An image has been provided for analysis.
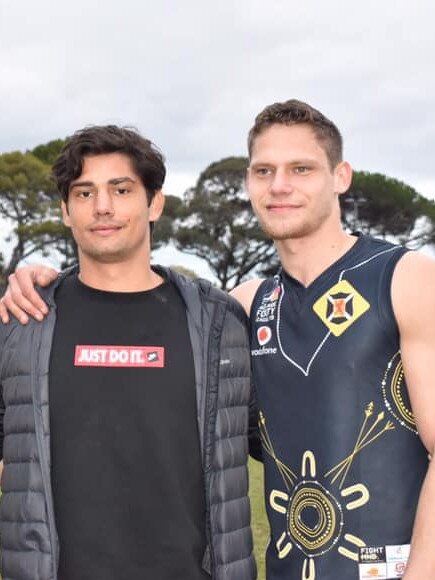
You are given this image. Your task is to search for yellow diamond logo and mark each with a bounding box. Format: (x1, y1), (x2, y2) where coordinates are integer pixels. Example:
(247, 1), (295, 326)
(313, 280), (370, 337)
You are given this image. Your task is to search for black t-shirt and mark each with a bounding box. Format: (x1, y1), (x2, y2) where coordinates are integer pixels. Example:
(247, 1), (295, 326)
(49, 274), (209, 580)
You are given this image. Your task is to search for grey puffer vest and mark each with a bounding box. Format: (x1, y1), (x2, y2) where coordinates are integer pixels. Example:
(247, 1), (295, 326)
(0, 266), (257, 580)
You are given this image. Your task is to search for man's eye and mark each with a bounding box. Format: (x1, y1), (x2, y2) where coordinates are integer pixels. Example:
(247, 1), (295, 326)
(116, 188), (130, 195)
(255, 167), (272, 177)
(77, 190), (92, 198)
(295, 166), (309, 174)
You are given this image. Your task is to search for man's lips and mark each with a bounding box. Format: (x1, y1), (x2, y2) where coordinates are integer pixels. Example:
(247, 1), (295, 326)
(266, 203), (303, 212)
(89, 224), (123, 236)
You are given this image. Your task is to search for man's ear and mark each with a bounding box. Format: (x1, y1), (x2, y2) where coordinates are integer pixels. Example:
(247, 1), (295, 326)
(149, 190), (165, 222)
(334, 161), (353, 196)
(61, 201), (71, 227)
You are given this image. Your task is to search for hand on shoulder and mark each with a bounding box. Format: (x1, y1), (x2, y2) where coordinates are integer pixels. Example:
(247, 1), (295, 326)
(0, 264), (58, 325)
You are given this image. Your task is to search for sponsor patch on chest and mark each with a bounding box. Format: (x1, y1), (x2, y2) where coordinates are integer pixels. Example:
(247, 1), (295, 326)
(74, 345), (165, 368)
(358, 544), (410, 579)
(251, 325), (277, 357)
(255, 285), (281, 322)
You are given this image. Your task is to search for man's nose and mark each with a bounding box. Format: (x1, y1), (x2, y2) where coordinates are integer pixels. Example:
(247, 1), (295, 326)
(93, 190), (114, 216)
(270, 168), (294, 195)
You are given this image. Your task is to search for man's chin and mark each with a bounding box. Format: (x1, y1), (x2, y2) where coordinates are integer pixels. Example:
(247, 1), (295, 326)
(261, 225), (308, 242)
(80, 247), (130, 264)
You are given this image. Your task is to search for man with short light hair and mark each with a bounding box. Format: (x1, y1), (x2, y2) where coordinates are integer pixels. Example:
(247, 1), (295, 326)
(231, 99), (435, 580)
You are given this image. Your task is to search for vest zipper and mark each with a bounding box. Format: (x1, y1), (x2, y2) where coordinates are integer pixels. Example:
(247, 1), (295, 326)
(31, 312), (59, 580)
(202, 300), (227, 577)
(202, 305), (215, 577)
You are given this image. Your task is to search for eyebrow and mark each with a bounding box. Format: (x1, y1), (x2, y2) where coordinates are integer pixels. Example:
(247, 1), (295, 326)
(110, 177), (136, 185)
(250, 158), (318, 168)
(69, 176), (136, 190)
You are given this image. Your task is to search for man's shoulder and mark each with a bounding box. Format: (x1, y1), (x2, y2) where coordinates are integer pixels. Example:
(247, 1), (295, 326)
(393, 250), (435, 290)
(162, 266), (249, 323)
(37, 266), (76, 302)
(362, 236), (435, 282)
(0, 314), (37, 366)
(362, 234), (414, 261)
(230, 278), (267, 317)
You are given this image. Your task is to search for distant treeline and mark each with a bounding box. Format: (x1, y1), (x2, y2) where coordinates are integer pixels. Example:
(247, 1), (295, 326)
(1, 141), (435, 291)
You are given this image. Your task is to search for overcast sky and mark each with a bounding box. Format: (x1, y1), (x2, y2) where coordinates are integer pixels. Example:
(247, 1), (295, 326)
(1, 0), (434, 274)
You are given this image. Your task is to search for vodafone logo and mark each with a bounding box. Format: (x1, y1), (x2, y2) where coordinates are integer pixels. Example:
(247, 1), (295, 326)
(257, 326), (272, 346)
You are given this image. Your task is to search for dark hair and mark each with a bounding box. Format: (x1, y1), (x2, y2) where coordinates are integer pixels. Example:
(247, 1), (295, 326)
(52, 125), (166, 203)
(248, 99), (343, 169)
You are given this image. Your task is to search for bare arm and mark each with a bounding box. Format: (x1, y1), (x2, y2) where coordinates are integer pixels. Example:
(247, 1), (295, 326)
(230, 278), (264, 316)
(0, 265), (58, 324)
(392, 251), (435, 579)
(231, 278), (265, 461)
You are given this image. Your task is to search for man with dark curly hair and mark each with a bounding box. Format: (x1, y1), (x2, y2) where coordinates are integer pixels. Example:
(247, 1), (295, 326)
(0, 125), (259, 580)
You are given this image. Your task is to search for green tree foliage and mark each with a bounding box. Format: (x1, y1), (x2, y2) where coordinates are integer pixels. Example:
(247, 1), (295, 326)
(169, 163), (435, 289)
(341, 171), (435, 246)
(2, 137), (435, 296)
(31, 138), (67, 165)
(0, 151), (73, 287)
(32, 138), (82, 268)
(152, 194), (183, 250)
(31, 137), (78, 269)
(172, 157), (277, 290)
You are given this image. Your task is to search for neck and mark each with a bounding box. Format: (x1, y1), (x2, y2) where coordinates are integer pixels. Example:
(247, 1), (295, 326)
(276, 226), (356, 287)
(78, 253), (163, 292)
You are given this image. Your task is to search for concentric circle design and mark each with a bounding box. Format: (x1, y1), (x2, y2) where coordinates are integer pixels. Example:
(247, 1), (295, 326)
(381, 352), (417, 434)
(286, 480), (343, 557)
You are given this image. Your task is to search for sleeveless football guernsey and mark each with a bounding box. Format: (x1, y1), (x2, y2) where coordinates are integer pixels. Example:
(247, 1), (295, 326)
(250, 235), (428, 580)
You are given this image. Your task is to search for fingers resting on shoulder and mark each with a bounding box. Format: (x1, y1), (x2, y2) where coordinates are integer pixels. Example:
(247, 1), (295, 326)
(0, 265), (58, 325)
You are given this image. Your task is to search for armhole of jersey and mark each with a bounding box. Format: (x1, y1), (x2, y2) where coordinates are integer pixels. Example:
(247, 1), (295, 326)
(250, 278), (275, 322)
(377, 247), (408, 345)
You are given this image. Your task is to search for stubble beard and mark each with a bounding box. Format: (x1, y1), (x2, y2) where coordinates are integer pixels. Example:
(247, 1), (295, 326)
(255, 201), (334, 243)
(77, 231), (148, 265)
(255, 213), (315, 242)
(81, 246), (131, 264)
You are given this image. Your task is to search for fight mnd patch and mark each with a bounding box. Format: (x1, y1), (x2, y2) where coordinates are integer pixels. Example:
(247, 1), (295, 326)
(358, 544), (409, 579)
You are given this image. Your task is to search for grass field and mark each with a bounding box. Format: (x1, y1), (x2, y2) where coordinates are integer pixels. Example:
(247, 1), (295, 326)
(248, 458), (269, 580)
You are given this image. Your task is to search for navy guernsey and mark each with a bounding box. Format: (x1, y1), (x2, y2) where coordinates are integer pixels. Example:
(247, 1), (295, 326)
(250, 235), (428, 580)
